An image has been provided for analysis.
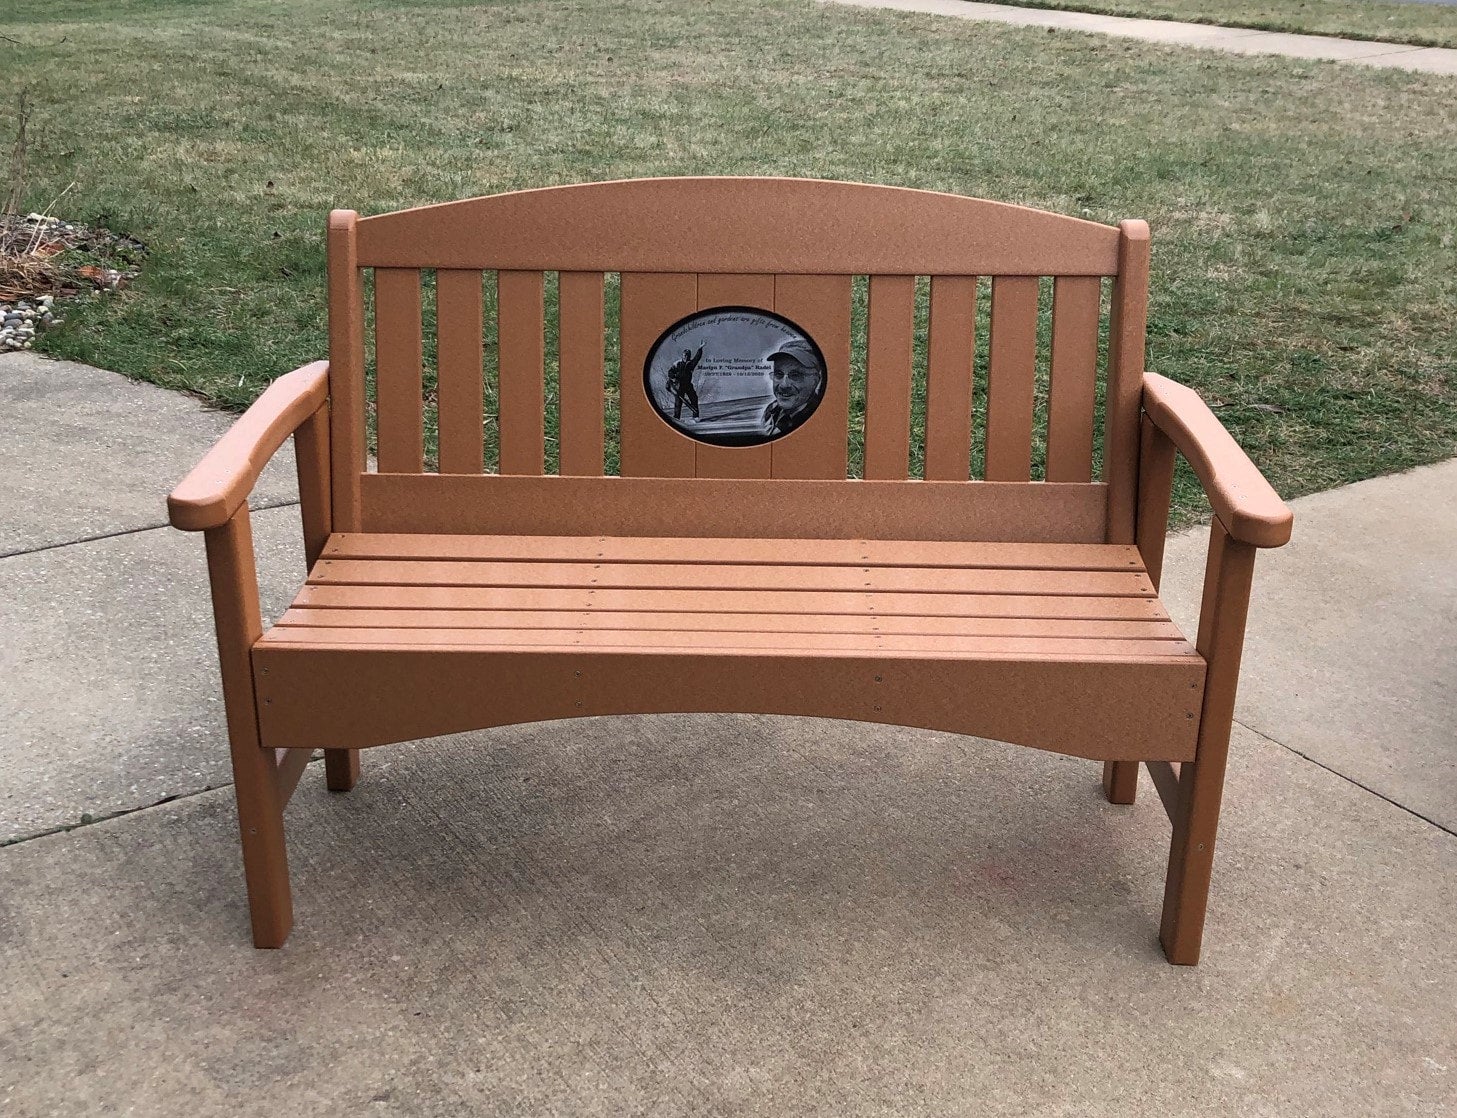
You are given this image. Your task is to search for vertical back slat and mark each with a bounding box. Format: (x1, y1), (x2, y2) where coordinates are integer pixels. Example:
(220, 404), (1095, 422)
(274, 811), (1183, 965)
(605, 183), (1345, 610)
(984, 275), (1039, 482)
(497, 270), (545, 476)
(694, 273), (776, 479)
(373, 267), (424, 474)
(326, 210), (365, 530)
(863, 274), (915, 481)
(771, 274), (851, 480)
(1104, 220), (1150, 543)
(1045, 275), (1102, 483)
(557, 271), (605, 477)
(435, 269), (484, 474)
(619, 272), (698, 478)
(924, 275), (978, 481)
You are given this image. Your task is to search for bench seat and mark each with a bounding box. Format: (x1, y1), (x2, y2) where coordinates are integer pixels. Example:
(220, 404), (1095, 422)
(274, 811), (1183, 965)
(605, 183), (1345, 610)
(252, 533), (1206, 760)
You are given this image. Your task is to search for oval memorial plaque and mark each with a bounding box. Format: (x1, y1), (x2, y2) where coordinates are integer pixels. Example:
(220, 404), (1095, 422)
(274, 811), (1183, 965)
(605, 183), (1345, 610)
(643, 306), (828, 447)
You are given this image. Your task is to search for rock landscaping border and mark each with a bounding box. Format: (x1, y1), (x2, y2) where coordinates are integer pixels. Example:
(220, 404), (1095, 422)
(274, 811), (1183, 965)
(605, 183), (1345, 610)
(0, 212), (144, 351)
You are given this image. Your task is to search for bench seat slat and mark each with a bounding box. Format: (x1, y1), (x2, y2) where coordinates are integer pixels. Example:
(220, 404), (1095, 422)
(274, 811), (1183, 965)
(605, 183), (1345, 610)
(261, 624), (1192, 659)
(322, 534), (1144, 570)
(265, 623), (1194, 658)
(292, 584), (1168, 619)
(276, 607), (1184, 640)
(309, 558), (1155, 597)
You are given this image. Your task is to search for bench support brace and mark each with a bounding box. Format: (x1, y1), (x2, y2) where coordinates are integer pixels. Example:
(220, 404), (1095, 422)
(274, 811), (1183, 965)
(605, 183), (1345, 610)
(1145, 760), (1180, 821)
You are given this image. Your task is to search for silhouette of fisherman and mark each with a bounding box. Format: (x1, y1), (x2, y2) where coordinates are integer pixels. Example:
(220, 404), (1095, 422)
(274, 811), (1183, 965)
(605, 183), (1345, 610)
(666, 345), (704, 421)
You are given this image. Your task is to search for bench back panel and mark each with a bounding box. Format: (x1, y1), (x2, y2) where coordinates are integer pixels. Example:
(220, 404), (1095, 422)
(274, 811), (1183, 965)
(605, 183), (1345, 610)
(327, 178), (1148, 542)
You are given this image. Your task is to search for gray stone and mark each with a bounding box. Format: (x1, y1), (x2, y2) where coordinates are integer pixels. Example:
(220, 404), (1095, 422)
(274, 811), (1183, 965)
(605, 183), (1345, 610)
(0, 505), (306, 843)
(1159, 459), (1457, 832)
(0, 719), (1454, 1115)
(0, 352), (300, 555)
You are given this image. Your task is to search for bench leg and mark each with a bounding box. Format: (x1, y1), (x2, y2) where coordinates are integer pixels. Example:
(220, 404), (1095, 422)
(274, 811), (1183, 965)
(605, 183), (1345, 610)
(1158, 522), (1255, 965)
(205, 508), (293, 948)
(1159, 747), (1230, 965)
(324, 749), (360, 792)
(1102, 760), (1138, 804)
(231, 740), (294, 948)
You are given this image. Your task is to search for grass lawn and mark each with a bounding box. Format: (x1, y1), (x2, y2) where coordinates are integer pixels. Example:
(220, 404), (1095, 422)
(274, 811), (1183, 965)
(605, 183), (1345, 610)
(984, 0), (1457, 50)
(2, 0), (1455, 519)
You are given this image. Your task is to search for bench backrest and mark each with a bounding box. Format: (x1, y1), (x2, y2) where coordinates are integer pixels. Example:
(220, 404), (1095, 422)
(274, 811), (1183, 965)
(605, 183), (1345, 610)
(326, 177), (1148, 544)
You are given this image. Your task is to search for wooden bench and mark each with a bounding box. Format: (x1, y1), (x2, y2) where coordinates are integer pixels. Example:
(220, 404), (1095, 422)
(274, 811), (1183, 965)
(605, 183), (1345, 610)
(168, 177), (1292, 964)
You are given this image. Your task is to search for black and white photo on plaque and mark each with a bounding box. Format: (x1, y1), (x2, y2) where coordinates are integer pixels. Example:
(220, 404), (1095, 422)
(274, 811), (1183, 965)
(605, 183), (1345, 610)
(643, 307), (827, 447)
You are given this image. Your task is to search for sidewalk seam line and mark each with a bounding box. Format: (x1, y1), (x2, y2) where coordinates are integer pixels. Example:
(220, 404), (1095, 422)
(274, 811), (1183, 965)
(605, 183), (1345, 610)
(0, 759), (320, 849)
(1352, 47), (1425, 59)
(1236, 719), (1457, 840)
(8, 724), (1450, 846)
(0, 499), (302, 559)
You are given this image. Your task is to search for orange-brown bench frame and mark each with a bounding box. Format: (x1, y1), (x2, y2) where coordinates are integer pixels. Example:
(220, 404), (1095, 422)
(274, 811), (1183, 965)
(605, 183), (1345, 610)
(168, 178), (1292, 964)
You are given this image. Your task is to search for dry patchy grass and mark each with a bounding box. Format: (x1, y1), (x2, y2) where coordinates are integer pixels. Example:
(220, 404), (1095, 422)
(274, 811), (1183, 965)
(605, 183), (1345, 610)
(1, 0), (1454, 513)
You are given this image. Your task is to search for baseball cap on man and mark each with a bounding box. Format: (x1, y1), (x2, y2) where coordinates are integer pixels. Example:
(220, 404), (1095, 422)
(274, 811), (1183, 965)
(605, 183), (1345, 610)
(766, 337), (820, 370)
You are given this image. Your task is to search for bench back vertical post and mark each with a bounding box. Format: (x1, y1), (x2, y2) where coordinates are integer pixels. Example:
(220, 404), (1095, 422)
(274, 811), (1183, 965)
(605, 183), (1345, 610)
(1104, 219), (1151, 545)
(327, 209), (365, 533)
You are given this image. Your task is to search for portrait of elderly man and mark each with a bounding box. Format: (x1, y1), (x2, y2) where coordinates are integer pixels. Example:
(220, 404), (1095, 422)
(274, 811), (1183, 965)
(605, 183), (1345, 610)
(760, 337), (824, 437)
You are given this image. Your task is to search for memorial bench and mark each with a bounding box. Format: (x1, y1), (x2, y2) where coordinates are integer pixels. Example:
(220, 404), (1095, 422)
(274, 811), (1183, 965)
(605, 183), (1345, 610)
(168, 178), (1292, 964)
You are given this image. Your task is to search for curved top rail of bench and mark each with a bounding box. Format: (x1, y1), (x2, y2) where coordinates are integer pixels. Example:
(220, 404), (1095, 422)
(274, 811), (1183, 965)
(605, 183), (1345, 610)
(352, 177), (1123, 276)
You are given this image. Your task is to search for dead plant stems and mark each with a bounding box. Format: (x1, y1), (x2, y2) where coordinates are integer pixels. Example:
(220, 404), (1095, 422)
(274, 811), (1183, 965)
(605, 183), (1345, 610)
(4, 90), (29, 217)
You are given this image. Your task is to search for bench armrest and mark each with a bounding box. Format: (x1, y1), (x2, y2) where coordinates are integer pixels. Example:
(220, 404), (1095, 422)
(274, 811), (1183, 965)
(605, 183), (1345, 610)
(168, 361), (330, 531)
(1141, 372), (1293, 548)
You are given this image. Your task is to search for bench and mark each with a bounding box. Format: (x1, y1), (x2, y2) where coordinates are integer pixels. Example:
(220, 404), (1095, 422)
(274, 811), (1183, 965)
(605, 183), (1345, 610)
(168, 177), (1292, 964)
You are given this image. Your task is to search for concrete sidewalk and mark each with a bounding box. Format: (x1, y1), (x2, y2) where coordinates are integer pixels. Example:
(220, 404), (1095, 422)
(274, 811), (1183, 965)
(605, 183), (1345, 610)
(828, 0), (1457, 74)
(2, 350), (1454, 1114)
